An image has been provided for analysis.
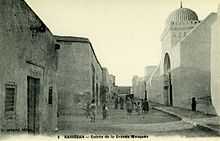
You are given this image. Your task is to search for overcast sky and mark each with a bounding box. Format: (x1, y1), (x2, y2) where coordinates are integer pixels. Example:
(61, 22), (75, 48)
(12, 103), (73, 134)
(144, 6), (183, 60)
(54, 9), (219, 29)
(25, 0), (219, 86)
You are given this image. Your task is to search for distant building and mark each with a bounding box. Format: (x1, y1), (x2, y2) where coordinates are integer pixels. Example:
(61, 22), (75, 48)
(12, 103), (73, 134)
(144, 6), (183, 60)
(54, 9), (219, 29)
(132, 76), (145, 99)
(211, 4), (220, 115)
(109, 74), (117, 102)
(109, 75), (116, 86)
(146, 66), (162, 103)
(131, 75), (139, 95)
(101, 67), (110, 104)
(147, 4), (217, 114)
(0, 0), (59, 133)
(118, 86), (132, 99)
(144, 66), (157, 81)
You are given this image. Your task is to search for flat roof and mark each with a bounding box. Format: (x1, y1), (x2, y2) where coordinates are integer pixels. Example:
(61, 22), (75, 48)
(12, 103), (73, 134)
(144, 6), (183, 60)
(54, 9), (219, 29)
(54, 35), (89, 43)
(54, 35), (102, 70)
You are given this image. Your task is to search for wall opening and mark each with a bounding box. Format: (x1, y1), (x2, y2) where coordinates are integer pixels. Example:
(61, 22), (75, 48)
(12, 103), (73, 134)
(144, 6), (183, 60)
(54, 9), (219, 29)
(91, 65), (95, 100)
(163, 53), (173, 106)
(4, 83), (17, 120)
(27, 76), (40, 134)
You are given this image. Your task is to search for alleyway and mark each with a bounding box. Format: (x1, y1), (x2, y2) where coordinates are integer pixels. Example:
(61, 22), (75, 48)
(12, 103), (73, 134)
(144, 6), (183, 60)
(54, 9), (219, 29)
(57, 104), (219, 137)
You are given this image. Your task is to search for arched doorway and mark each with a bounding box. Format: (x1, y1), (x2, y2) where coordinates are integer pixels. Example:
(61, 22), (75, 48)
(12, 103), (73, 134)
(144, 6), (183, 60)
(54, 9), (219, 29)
(163, 53), (173, 106)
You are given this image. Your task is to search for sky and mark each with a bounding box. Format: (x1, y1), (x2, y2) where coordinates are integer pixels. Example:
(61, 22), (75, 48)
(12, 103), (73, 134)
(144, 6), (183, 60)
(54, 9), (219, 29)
(25, 0), (219, 86)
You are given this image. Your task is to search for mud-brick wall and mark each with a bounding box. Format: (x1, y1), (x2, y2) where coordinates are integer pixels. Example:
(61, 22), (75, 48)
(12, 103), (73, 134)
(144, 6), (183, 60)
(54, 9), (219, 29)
(56, 38), (103, 118)
(0, 0), (58, 133)
(56, 41), (91, 116)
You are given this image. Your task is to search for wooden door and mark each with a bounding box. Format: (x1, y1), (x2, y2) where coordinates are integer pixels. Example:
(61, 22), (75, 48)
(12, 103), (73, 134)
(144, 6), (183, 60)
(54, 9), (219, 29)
(27, 76), (40, 134)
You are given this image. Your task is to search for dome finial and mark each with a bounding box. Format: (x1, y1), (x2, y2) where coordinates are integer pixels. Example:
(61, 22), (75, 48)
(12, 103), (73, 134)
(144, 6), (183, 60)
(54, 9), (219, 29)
(180, 0), (183, 8)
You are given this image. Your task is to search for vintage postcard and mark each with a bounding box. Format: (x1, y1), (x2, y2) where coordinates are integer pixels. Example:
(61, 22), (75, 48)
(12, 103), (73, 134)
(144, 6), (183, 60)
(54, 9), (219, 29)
(0, 0), (220, 140)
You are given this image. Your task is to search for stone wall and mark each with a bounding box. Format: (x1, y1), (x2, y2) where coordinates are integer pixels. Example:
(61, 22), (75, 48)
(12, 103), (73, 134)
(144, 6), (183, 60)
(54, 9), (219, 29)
(0, 0), (58, 133)
(171, 68), (216, 114)
(132, 76), (145, 99)
(55, 36), (103, 117)
(211, 5), (220, 115)
(181, 13), (217, 72)
(101, 68), (111, 104)
(146, 66), (163, 104)
(149, 12), (217, 115)
(174, 13), (217, 114)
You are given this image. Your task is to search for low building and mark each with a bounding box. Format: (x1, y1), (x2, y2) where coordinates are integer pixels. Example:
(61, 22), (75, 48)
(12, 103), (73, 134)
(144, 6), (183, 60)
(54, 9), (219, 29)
(118, 86), (132, 99)
(132, 75), (139, 96)
(0, 0), (59, 133)
(101, 67), (111, 104)
(211, 4), (220, 115)
(132, 76), (145, 99)
(55, 36), (103, 117)
(109, 74), (117, 103)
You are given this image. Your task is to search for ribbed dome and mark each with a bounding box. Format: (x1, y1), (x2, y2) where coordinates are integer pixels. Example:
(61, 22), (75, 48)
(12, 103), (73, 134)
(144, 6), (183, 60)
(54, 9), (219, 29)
(166, 8), (199, 25)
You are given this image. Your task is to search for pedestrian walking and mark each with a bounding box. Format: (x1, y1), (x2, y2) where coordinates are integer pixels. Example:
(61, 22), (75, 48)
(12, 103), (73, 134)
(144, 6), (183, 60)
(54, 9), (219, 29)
(142, 98), (149, 119)
(114, 97), (118, 109)
(192, 97), (197, 112)
(85, 101), (90, 119)
(126, 97), (133, 119)
(89, 99), (96, 122)
(136, 102), (141, 115)
(102, 103), (109, 120)
(120, 97), (124, 110)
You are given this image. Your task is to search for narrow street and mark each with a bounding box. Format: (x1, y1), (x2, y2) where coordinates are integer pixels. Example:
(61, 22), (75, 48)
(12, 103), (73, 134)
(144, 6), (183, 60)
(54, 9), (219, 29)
(57, 104), (219, 137)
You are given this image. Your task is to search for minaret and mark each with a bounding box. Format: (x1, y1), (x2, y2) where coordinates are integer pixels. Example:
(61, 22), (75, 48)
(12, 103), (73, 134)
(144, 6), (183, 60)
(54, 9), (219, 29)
(180, 0), (183, 8)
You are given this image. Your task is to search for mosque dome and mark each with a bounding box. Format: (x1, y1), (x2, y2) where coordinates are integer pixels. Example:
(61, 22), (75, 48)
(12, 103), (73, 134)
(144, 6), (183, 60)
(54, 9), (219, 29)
(166, 5), (199, 25)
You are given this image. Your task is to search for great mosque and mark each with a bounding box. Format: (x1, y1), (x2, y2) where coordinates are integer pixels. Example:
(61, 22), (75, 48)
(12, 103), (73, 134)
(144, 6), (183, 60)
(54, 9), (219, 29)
(146, 2), (219, 115)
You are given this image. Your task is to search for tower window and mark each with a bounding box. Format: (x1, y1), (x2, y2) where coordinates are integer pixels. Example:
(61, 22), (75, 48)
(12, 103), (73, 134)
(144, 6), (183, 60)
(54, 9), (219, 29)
(48, 87), (53, 104)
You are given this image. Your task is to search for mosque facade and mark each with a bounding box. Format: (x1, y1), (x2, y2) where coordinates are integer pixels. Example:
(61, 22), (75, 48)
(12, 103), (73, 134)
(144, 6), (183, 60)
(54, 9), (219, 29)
(211, 5), (220, 116)
(147, 3), (218, 115)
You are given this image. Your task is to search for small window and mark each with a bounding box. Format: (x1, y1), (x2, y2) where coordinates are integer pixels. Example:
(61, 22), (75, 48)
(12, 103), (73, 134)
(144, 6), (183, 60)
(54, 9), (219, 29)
(5, 84), (16, 119)
(48, 87), (53, 104)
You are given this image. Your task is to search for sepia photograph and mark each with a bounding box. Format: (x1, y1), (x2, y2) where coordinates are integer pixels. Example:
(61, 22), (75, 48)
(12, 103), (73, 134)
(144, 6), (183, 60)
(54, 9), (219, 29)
(0, 0), (220, 140)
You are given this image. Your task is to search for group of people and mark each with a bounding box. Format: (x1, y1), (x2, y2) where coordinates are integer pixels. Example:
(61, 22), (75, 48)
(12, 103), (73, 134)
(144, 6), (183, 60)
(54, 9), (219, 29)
(85, 99), (109, 123)
(85, 99), (96, 122)
(84, 97), (150, 122)
(84, 96), (197, 123)
(126, 98), (149, 118)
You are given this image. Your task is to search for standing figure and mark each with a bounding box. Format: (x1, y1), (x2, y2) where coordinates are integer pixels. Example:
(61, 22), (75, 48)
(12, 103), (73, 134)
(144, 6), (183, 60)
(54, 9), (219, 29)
(142, 98), (149, 119)
(114, 97), (118, 109)
(86, 101), (90, 119)
(136, 102), (141, 115)
(120, 97), (124, 110)
(102, 103), (109, 120)
(192, 97), (197, 112)
(126, 97), (133, 118)
(89, 99), (96, 122)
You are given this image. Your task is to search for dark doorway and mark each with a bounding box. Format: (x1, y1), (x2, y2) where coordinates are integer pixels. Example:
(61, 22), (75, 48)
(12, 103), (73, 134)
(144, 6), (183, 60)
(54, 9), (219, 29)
(163, 53), (173, 106)
(91, 65), (95, 99)
(27, 76), (40, 134)
(96, 83), (99, 106)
